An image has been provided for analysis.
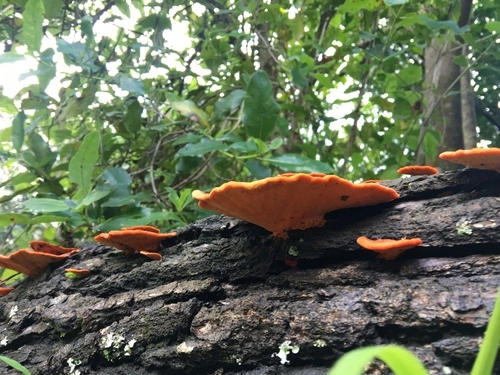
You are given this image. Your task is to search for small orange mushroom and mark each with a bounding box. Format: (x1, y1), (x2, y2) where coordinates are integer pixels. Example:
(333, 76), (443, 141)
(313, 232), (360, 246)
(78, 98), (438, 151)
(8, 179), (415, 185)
(0, 287), (14, 296)
(193, 173), (400, 239)
(138, 251), (162, 261)
(94, 226), (176, 259)
(439, 147), (500, 172)
(397, 166), (438, 176)
(356, 236), (422, 260)
(65, 268), (91, 278)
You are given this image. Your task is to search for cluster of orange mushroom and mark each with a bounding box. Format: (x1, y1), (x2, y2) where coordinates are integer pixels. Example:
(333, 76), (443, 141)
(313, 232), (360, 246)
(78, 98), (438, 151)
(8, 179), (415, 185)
(0, 147), (498, 295)
(192, 147), (499, 260)
(0, 226), (177, 295)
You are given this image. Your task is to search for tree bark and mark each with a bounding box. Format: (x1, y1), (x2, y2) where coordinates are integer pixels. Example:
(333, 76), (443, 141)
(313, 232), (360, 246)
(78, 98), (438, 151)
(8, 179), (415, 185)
(418, 0), (478, 169)
(419, 37), (463, 169)
(0, 169), (499, 375)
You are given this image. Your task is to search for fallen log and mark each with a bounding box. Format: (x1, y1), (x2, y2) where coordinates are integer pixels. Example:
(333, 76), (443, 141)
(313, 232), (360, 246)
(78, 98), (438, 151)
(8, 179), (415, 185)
(0, 168), (499, 375)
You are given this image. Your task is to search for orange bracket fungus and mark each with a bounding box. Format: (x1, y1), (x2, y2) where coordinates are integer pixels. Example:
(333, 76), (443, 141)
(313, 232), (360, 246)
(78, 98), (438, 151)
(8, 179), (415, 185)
(439, 147), (500, 172)
(94, 225), (176, 259)
(356, 236), (423, 260)
(397, 166), (438, 176)
(192, 173), (400, 239)
(29, 241), (79, 255)
(0, 287), (14, 296)
(65, 268), (91, 279)
(0, 241), (79, 277)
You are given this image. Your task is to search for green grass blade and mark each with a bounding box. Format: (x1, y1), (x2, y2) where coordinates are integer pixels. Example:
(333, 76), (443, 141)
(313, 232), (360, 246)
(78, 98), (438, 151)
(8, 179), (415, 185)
(0, 355), (31, 375)
(328, 345), (428, 375)
(471, 288), (500, 375)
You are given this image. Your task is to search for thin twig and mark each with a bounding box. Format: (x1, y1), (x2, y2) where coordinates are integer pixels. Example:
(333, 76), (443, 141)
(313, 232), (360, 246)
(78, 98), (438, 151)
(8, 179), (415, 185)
(255, 30), (280, 65)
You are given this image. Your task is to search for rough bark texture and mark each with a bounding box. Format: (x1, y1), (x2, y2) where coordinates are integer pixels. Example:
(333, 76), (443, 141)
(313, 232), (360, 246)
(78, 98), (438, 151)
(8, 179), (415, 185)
(0, 169), (499, 375)
(419, 36), (463, 169)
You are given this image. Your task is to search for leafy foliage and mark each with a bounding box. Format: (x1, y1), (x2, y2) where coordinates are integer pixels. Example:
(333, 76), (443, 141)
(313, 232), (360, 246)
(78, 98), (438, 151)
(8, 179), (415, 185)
(0, 0), (498, 252)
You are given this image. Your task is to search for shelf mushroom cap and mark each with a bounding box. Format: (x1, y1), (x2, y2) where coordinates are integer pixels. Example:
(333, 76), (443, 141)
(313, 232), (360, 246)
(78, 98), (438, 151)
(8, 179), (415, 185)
(0, 287), (14, 296)
(397, 166), (438, 176)
(192, 173), (400, 239)
(0, 249), (77, 277)
(439, 148), (500, 172)
(356, 236), (423, 260)
(29, 241), (79, 255)
(0, 241), (79, 277)
(94, 226), (177, 256)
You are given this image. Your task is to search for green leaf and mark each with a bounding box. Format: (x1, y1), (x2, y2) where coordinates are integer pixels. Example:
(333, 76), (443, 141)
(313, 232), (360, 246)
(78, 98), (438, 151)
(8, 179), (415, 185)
(100, 192), (149, 208)
(269, 137), (284, 150)
(423, 128), (441, 161)
(245, 160), (271, 179)
(75, 188), (112, 210)
(166, 187), (193, 212)
(68, 131), (100, 202)
(124, 99), (142, 135)
(0, 355), (31, 375)
(328, 345), (428, 375)
(229, 140), (259, 153)
(176, 138), (228, 158)
(42, 0), (62, 19)
(398, 65), (422, 85)
(266, 154), (334, 173)
(453, 55), (469, 68)
(28, 133), (56, 169)
(169, 99), (209, 128)
(242, 70), (280, 140)
(471, 288), (500, 375)
(339, 0), (386, 13)
(99, 167), (132, 188)
(115, 0), (131, 17)
(1, 268), (25, 285)
(81, 15), (95, 45)
(5, 171), (38, 186)
(22, 198), (70, 213)
(172, 133), (201, 146)
(0, 52), (26, 64)
(419, 16), (467, 34)
(384, 0), (408, 5)
(22, 0), (45, 53)
(136, 14), (171, 31)
(485, 21), (500, 33)
(31, 214), (70, 224)
(214, 89), (246, 119)
(0, 95), (18, 114)
(291, 68), (309, 88)
(12, 111), (26, 151)
(57, 39), (85, 61)
(118, 74), (145, 95)
(37, 48), (56, 92)
(0, 213), (33, 226)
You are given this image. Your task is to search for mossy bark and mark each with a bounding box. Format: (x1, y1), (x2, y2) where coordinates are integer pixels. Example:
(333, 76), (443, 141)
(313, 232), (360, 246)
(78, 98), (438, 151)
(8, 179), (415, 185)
(0, 169), (499, 375)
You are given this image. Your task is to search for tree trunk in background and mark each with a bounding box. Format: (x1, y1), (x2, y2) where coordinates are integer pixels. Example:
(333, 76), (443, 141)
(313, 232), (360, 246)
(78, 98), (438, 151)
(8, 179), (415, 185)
(459, 0), (478, 149)
(418, 0), (477, 170)
(0, 169), (499, 375)
(419, 37), (463, 170)
(461, 67), (478, 149)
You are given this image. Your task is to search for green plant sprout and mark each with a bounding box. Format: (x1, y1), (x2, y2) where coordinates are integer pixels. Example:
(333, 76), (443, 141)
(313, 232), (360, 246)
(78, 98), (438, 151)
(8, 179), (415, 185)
(328, 287), (500, 375)
(0, 355), (31, 375)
